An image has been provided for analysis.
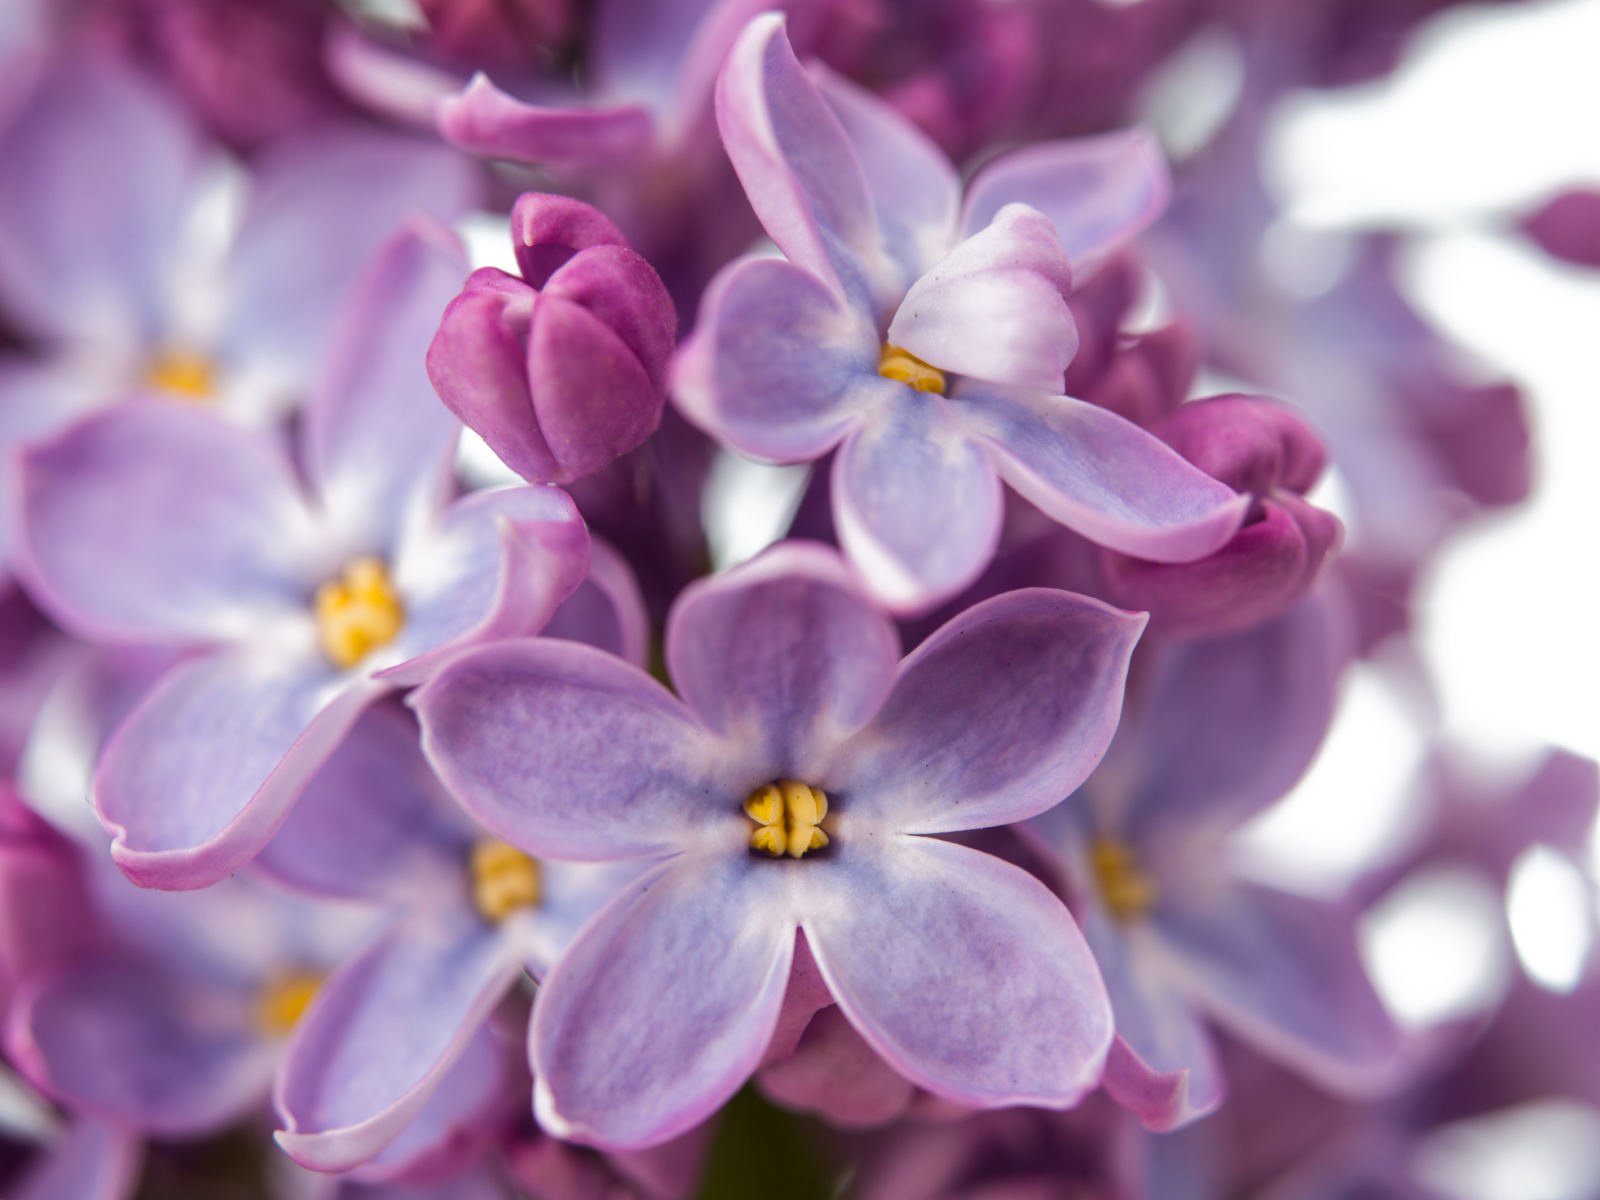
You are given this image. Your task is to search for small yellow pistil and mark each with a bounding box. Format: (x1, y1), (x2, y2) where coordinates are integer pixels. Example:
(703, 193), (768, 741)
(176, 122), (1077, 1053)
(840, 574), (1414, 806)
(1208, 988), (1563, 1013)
(1090, 837), (1158, 922)
(314, 558), (404, 669)
(470, 838), (542, 922)
(744, 780), (830, 859)
(877, 344), (946, 395)
(144, 348), (216, 402)
(256, 971), (321, 1036)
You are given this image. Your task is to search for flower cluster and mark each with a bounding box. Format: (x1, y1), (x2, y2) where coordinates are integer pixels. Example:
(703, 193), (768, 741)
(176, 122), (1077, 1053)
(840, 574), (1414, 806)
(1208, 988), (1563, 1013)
(0, 1), (1591, 1197)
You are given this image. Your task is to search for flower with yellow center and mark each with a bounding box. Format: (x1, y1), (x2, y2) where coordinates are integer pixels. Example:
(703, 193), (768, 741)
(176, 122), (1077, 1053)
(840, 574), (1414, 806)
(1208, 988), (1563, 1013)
(256, 970), (322, 1036)
(143, 348), (217, 402)
(744, 780), (830, 859)
(1089, 837), (1158, 922)
(470, 838), (543, 922)
(314, 558), (405, 669)
(876, 344), (946, 395)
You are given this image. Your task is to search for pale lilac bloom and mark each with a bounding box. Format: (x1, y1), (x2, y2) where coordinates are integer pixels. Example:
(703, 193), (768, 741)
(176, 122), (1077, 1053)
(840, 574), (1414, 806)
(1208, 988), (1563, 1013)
(1026, 595), (1401, 1131)
(14, 224), (591, 890)
(416, 541), (1144, 1148)
(674, 16), (1244, 613)
(267, 705), (638, 1175)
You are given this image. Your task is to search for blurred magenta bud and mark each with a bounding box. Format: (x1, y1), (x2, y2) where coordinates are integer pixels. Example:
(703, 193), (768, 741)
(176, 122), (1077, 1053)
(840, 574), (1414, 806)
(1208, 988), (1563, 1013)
(1522, 189), (1600, 269)
(1101, 394), (1342, 638)
(427, 194), (676, 486)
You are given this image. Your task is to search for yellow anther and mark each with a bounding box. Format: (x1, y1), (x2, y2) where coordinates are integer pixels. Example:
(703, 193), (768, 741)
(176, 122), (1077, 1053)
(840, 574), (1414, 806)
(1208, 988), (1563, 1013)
(144, 348), (216, 402)
(877, 344), (946, 395)
(314, 558), (404, 669)
(256, 971), (321, 1036)
(1089, 837), (1158, 922)
(744, 780), (831, 859)
(470, 838), (542, 922)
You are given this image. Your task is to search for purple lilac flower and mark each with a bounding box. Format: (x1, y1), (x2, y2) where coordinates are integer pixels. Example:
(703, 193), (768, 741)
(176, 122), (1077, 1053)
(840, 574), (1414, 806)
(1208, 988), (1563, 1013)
(13, 224), (591, 890)
(673, 15), (1245, 613)
(1026, 595), (1402, 1130)
(415, 541), (1144, 1148)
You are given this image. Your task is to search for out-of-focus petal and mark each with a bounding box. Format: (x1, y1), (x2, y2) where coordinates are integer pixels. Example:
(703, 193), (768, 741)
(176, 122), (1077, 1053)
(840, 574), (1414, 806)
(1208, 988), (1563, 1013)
(541, 536), (650, 666)
(438, 74), (654, 166)
(10, 1119), (141, 1200)
(758, 1004), (914, 1129)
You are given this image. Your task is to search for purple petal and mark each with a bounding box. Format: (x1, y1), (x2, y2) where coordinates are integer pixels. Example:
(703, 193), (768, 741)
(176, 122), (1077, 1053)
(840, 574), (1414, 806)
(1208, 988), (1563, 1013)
(664, 542), (900, 776)
(803, 837), (1110, 1109)
(415, 640), (749, 861)
(275, 917), (524, 1173)
(11, 1119), (141, 1200)
(16, 405), (319, 643)
(888, 205), (1077, 392)
(541, 536), (650, 666)
(531, 856), (794, 1148)
(674, 253), (877, 462)
(94, 652), (380, 890)
(839, 589), (1144, 835)
(958, 388), (1247, 562)
(438, 74), (654, 166)
(6, 956), (275, 1136)
(510, 192), (629, 285)
(303, 221), (467, 549)
(758, 1004), (914, 1129)
(831, 389), (1004, 614)
(961, 129), (1170, 277)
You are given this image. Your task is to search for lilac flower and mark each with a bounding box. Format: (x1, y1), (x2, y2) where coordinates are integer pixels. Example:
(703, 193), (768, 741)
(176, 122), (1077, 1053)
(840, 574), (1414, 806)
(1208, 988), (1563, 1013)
(415, 541), (1144, 1148)
(1026, 596), (1401, 1130)
(673, 16), (1245, 613)
(427, 193), (676, 486)
(265, 705), (636, 1175)
(13, 224), (591, 890)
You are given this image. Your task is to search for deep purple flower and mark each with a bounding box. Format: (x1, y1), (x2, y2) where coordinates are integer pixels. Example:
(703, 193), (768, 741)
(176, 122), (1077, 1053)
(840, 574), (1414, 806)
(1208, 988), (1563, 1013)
(673, 16), (1244, 613)
(415, 541), (1145, 1148)
(14, 224), (591, 890)
(1026, 595), (1401, 1130)
(427, 194), (676, 486)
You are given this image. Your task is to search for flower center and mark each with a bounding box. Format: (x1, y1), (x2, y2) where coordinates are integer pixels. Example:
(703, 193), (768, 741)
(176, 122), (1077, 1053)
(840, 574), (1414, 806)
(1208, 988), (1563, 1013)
(470, 838), (542, 922)
(877, 344), (946, 395)
(256, 970), (321, 1035)
(144, 348), (216, 402)
(314, 558), (404, 669)
(744, 780), (830, 859)
(1090, 837), (1157, 922)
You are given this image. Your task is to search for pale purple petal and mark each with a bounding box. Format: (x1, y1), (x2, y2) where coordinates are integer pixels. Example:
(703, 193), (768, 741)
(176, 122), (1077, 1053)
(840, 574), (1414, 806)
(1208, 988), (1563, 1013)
(5, 957), (275, 1136)
(758, 1004), (914, 1129)
(541, 536), (650, 666)
(275, 917), (524, 1173)
(11, 1119), (141, 1200)
(665, 542), (899, 776)
(531, 855), (794, 1148)
(961, 129), (1170, 277)
(837, 589), (1144, 834)
(958, 387), (1247, 562)
(831, 389), (1004, 614)
(16, 405), (320, 643)
(304, 221), (467, 548)
(888, 205), (1077, 392)
(438, 74), (654, 166)
(592, 0), (760, 116)
(673, 253), (877, 462)
(94, 652), (381, 890)
(415, 640), (751, 861)
(803, 837), (1110, 1109)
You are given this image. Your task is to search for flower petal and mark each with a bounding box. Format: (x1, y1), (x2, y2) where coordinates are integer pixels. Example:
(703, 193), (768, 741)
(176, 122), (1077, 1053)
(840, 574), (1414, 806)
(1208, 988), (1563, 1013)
(94, 651), (380, 890)
(532, 855), (794, 1149)
(674, 253), (877, 462)
(888, 204), (1077, 392)
(10, 1119), (141, 1200)
(15, 405), (319, 643)
(757, 1004), (914, 1129)
(414, 639), (748, 861)
(542, 536), (650, 666)
(831, 388), (1004, 614)
(803, 837), (1111, 1109)
(838, 589), (1144, 834)
(958, 387), (1247, 562)
(438, 74), (655, 166)
(665, 542), (900, 776)
(275, 916), (524, 1174)
(961, 128), (1170, 277)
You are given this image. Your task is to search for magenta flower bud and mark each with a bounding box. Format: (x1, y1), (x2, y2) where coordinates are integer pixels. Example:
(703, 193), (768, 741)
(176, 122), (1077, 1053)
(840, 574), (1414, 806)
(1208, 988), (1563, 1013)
(1101, 395), (1343, 639)
(427, 194), (676, 486)
(1522, 188), (1600, 269)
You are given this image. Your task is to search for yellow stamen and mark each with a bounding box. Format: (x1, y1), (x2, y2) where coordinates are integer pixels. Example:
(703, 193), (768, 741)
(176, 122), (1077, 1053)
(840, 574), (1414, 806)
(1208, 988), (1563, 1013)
(256, 971), (321, 1036)
(877, 344), (946, 395)
(1090, 837), (1158, 922)
(144, 349), (216, 402)
(314, 558), (404, 669)
(744, 780), (831, 859)
(470, 838), (542, 922)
